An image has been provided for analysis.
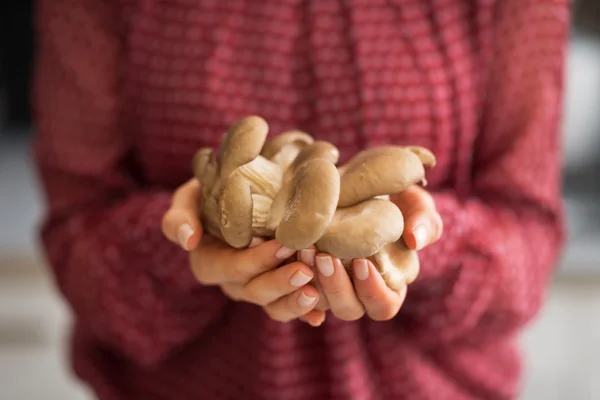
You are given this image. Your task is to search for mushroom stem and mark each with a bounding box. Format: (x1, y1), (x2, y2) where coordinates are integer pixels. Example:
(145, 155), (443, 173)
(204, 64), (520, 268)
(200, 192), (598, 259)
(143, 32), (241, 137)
(261, 130), (314, 162)
(252, 194), (274, 237)
(270, 144), (301, 171)
(229, 155), (283, 199)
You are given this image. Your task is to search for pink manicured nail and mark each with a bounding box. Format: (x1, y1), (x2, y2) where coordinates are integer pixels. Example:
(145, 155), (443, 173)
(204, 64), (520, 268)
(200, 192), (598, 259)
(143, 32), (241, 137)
(353, 259), (369, 281)
(316, 256), (334, 277)
(177, 224), (194, 250)
(300, 249), (316, 267)
(275, 245), (296, 260)
(290, 270), (312, 287)
(413, 225), (429, 250)
(297, 292), (317, 308)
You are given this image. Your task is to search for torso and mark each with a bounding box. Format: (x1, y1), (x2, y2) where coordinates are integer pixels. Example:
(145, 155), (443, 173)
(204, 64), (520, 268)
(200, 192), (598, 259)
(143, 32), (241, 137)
(81, 1), (519, 399)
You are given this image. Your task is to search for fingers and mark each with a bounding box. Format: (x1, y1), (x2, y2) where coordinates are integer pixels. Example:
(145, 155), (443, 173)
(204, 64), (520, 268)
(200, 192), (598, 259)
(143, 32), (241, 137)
(315, 254), (364, 321)
(298, 247), (329, 311)
(263, 285), (321, 323)
(162, 178), (203, 250)
(190, 239), (299, 286)
(392, 185), (443, 250)
(352, 259), (407, 321)
(243, 261), (315, 306)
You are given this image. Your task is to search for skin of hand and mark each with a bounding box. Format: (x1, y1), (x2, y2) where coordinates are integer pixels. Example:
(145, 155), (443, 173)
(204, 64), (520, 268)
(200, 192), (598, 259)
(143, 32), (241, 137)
(297, 185), (443, 325)
(161, 178), (325, 326)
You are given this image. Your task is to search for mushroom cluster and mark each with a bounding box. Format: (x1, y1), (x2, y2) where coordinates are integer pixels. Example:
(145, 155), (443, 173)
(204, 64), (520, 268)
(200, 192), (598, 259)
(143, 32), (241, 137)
(192, 116), (436, 290)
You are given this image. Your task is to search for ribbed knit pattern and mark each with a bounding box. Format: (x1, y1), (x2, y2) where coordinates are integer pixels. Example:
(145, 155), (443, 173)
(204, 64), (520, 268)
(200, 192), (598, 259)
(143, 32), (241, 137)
(32, 0), (569, 399)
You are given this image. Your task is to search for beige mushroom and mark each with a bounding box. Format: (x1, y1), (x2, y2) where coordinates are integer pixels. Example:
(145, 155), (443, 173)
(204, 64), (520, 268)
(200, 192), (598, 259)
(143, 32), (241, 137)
(261, 130), (314, 171)
(285, 140), (340, 177)
(337, 145), (436, 208)
(193, 148), (218, 200)
(273, 158), (341, 250)
(200, 192), (222, 239)
(218, 174), (254, 248)
(267, 140), (341, 232)
(367, 240), (420, 290)
(217, 115), (270, 181)
(316, 198), (404, 260)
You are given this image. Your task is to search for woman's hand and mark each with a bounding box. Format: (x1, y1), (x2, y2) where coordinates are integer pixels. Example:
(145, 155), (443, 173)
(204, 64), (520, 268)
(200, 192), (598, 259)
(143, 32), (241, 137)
(299, 185), (443, 324)
(161, 179), (325, 326)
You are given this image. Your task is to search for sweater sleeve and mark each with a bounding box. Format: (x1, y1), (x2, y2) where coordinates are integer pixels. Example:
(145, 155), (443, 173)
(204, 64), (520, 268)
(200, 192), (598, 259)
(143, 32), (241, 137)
(32, 0), (228, 367)
(399, 1), (569, 346)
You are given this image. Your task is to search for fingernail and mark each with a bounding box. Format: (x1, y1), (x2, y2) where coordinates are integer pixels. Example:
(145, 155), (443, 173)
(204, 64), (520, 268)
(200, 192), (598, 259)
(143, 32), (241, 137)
(300, 249), (315, 267)
(177, 224), (194, 250)
(275, 245), (296, 260)
(290, 270), (312, 287)
(297, 292), (317, 308)
(316, 256), (334, 277)
(249, 237), (264, 248)
(353, 259), (369, 281)
(413, 225), (429, 250)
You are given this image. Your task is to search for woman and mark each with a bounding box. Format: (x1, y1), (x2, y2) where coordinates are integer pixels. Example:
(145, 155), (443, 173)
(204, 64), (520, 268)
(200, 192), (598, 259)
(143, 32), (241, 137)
(32, 0), (569, 399)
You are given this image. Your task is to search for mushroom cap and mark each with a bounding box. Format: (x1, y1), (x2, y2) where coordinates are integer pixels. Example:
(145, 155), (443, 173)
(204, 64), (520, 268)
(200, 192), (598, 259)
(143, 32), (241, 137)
(316, 198), (404, 260)
(201, 193), (222, 240)
(338, 146), (431, 208)
(261, 130), (314, 160)
(193, 148), (218, 196)
(368, 240), (420, 290)
(267, 143), (338, 231)
(287, 141), (340, 176)
(218, 116), (269, 180)
(218, 173), (254, 249)
(405, 146), (437, 167)
(274, 158), (340, 250)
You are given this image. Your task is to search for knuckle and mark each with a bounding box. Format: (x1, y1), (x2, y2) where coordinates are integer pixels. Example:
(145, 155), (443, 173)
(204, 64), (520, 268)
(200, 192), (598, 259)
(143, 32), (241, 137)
(243, 285), (269, 306)
(359, 288), (377, 302)
(323, 284), (347, 296)
(227, 262), (249, 283)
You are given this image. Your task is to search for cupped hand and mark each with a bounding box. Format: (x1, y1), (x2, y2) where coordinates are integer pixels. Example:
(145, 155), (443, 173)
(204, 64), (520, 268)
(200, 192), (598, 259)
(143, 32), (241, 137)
(298, 184), (443, 324)
(161, 178), (325, 326)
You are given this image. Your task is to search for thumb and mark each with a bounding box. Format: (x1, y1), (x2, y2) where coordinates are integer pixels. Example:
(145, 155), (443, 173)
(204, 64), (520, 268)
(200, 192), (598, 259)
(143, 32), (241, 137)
(392, 185), (442, 250)
(161, 178), (204, 250)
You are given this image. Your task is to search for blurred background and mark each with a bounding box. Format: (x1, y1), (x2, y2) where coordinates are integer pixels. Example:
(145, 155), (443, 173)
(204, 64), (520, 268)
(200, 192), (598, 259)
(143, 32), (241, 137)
(1, 1), (599, 399)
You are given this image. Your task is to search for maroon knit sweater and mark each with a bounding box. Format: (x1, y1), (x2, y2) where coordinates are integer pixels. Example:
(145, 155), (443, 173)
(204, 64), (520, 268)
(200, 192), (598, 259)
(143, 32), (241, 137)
(32, 0), (568, 399)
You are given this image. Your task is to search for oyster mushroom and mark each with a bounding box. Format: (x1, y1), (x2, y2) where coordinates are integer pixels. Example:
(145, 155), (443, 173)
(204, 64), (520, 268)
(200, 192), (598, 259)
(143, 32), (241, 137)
(261, 130), (314, 171)
(267, 140), (341, 232)
(367, 240), (420, 289)
(218, 174), (254, 249)
(315, 198), (419, 291)
(337, 145), (436, 208)
(193, 116), (286, 244)
(273, 158), (341, 250)
(218, 115), (270, 181)
(315, 198), (405, 260)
